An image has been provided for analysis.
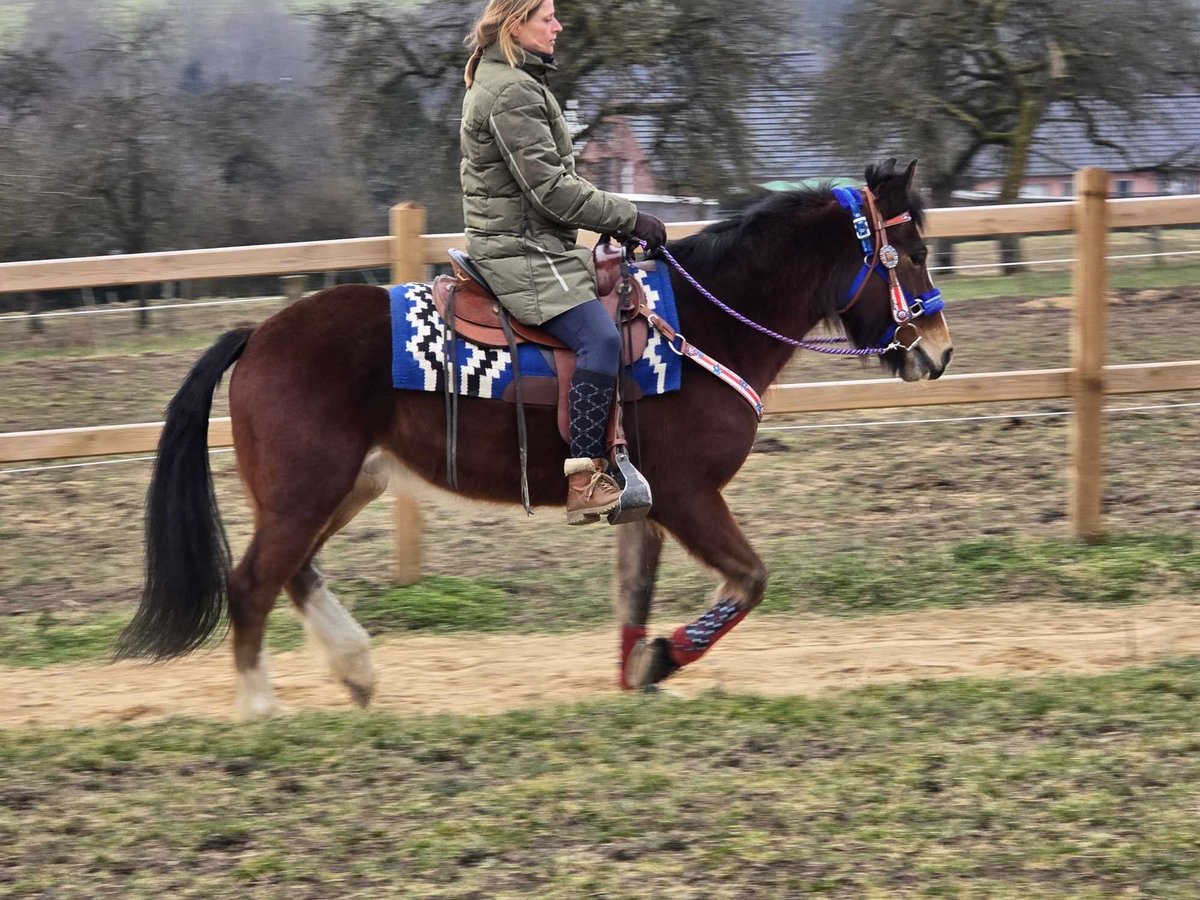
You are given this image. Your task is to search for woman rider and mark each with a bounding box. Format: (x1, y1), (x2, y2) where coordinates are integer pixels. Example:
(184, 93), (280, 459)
(461, 0), (667, 524)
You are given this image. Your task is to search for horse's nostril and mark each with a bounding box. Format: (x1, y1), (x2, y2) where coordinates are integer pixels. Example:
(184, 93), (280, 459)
(941, 347), (954, 370)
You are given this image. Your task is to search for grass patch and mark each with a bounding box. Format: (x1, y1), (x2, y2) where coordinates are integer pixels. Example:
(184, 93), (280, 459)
(343, 575), (512, 633)
(942, 260), (1200, 302)
(2, 661), (1200, 895)
(0, 606), (305, 669)
(940, 260), (1200, 303)
(3, 535), (1197, 669)
(765, 532), (1200, 615)
(0, 611), (131, 669)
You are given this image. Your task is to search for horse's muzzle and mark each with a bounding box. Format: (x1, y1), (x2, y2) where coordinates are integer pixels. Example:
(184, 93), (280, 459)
(900, 344), (952, 381)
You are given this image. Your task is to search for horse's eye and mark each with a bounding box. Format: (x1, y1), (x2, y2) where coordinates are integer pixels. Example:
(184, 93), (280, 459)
(910, 248), (928, 267)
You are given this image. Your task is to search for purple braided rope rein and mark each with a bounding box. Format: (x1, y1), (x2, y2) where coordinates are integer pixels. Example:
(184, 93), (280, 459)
(654, 246), (887, 358)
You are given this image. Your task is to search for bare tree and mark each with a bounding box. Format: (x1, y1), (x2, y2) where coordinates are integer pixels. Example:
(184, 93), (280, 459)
(182, 82), (375, 248)
(310, 0), (793, 225)
(810, 0), (1200, 271)
(0, 48), (66, 269)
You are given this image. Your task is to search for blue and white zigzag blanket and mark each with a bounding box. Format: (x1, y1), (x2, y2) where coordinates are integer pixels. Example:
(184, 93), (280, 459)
(390, 262), (682, 398)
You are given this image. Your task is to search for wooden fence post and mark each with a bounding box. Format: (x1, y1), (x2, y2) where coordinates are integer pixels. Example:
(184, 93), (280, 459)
(389, 202), (429, 585)
(26, 293), (43, 335)
(281, 275), (306, 305)
(1070, 167), (1110, 541)
(161, 280), (176, 333)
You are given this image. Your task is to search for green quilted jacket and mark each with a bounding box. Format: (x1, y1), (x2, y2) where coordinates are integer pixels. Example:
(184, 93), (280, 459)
(460, 42), (638, 325)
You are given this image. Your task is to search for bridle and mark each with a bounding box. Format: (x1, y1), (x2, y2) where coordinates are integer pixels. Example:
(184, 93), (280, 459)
(633, 182), (948, 420)
(648, 184), (944, 358)
(832, 185), (945, 353)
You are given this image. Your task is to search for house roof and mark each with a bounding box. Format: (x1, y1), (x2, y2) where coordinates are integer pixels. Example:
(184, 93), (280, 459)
(725, 51), (863, 183)
(621, 51), (865, 187)
(970, 96), (1200, 179)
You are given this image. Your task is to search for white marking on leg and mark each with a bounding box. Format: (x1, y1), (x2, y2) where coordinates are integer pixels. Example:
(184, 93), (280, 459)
(235, 650), (280, 720)
(376, 450), (505, 512)
(300, 582), (377, 706)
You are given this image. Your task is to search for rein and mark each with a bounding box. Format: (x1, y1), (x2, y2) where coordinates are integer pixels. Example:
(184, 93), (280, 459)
(633, 183), (946, 420)
(657, 245), (888, 358)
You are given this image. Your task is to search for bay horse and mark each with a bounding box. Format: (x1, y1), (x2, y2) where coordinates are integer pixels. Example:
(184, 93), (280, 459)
(117, 159), (952, 718)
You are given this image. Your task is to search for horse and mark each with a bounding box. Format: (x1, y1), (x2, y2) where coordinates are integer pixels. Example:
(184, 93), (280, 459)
(116, 158), (953, 718)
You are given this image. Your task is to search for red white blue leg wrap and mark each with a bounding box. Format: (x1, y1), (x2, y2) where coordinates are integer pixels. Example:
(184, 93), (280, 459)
(667, 598), (749, 667)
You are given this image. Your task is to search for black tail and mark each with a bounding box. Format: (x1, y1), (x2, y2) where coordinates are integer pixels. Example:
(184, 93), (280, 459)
(115, 327), (254, 660)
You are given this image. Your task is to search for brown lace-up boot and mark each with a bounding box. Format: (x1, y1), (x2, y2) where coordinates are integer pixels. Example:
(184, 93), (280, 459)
(565, 457), (622, 525)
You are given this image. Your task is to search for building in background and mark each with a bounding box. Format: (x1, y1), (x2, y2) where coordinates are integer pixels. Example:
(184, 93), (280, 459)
(965, 96), (1200, 200)
(574, 114), (721, 222)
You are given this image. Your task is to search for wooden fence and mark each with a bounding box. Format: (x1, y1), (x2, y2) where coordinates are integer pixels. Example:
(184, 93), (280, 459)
(2, 169), (1200, 582)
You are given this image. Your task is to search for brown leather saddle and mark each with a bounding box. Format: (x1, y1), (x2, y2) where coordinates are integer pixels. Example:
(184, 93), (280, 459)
(431, 242), (649, 444)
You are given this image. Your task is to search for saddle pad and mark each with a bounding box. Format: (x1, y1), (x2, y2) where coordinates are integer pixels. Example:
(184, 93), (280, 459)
(390, 262), (682, 398)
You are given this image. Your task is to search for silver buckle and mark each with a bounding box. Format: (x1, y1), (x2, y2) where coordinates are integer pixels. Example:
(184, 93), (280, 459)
(889, 323), (923, 353)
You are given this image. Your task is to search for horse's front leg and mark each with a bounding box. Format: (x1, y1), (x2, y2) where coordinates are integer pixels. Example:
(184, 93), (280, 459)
(614, 519), (666, 689)
(624, 491), (768, 690)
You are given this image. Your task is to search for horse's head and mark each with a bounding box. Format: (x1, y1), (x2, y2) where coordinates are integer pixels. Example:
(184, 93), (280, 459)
(836, 159), (953, 381)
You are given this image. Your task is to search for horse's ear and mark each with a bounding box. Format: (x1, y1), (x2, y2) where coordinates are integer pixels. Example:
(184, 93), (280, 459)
(864, 158), (897, 188)
(903, 159), (919, 192)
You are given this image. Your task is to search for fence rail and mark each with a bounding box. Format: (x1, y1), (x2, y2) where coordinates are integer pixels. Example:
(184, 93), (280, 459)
(5, 360), (1199, 465)
(3, 174), (1199, 579)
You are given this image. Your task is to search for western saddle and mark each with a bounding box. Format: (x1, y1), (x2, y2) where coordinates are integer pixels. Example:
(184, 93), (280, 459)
(430, 241), (653, 522)
(431, 243), (649, 443)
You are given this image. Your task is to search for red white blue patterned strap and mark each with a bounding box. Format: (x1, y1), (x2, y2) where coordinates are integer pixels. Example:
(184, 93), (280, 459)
(639, 306), (765, 421)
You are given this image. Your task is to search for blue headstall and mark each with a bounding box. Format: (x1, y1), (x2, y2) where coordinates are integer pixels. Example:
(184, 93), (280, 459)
(832, 186), (945, 350)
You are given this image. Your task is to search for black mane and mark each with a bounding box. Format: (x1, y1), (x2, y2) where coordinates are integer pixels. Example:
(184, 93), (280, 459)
(669, 161), (926, 276)
(668, 187), (835, 276)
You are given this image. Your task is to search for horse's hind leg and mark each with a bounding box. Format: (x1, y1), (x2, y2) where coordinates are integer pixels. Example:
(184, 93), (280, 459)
(285, 562), (376, 707)
(614, 520), (665, 689)
(624, 491), (768, 690)
(284, 451), (391, 707)
(228, 512), (327, 719)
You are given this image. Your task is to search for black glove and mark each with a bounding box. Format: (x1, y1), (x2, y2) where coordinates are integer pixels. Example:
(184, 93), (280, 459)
(630, 210), (667, 254)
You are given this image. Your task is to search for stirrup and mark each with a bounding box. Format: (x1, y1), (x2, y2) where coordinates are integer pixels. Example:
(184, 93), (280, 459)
(606, 446), (652, 524)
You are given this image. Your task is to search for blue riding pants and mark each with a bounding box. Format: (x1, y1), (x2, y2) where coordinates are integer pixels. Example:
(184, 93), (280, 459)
(540, 298), (622, 378)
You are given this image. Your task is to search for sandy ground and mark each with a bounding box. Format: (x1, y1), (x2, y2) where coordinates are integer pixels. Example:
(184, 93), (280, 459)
(3, 599), (1198, 729)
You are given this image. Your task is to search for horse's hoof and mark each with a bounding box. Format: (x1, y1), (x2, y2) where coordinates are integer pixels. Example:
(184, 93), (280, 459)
(344, 680), (375, 709)
(236, 698), (287, 722)
(624, 637), (680, 690)
(323, 648), (377, 706)
(641, 683), (684, 699)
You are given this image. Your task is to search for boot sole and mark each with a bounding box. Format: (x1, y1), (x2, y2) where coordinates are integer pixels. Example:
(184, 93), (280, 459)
(567, 499), (621, 526)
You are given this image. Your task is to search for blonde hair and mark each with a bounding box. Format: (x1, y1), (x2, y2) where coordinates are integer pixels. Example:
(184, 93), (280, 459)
(464, 0), (549, 87)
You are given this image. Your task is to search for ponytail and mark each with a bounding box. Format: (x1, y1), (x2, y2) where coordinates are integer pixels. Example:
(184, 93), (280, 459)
(464, 0), (545, 87)
(465, 46), (486, 87)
